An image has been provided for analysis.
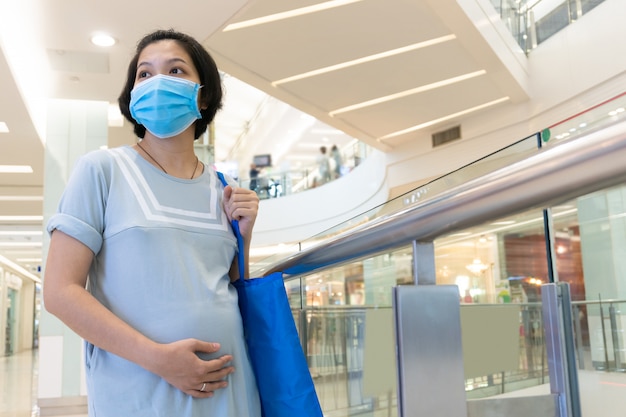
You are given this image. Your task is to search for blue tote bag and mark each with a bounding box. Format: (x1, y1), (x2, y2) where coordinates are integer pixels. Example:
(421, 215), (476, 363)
(217, 172), (323, 417)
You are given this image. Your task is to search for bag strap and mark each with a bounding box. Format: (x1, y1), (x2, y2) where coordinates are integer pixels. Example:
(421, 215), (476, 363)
(216, 171), (246, 281)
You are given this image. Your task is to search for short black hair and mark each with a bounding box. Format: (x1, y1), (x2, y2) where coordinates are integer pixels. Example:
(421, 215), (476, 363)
(118, 29), (223, 140)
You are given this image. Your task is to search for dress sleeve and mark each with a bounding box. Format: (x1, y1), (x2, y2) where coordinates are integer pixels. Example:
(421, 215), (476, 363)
(46, 152), (110, 255)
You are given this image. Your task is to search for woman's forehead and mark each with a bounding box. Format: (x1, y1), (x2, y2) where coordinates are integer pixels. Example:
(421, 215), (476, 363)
(138, 40), (191, 63)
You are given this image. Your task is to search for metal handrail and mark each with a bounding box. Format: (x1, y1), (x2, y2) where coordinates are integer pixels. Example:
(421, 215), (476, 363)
(259, 121), (626, 277)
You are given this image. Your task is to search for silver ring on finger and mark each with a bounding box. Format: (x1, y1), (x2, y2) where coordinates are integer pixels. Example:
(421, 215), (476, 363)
(200, 382), (207, 392)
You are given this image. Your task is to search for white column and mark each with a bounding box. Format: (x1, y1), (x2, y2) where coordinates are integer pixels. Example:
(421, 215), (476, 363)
(578, 185), (626, 368)
(38, 99), (108, 410)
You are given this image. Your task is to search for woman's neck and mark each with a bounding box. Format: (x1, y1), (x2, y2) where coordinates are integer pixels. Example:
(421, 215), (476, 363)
(136, 136), (201, 179)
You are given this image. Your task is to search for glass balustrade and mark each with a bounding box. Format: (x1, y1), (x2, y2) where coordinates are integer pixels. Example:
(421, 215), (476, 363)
(233, 139), (374, 200)
(489, 0), (607, 54)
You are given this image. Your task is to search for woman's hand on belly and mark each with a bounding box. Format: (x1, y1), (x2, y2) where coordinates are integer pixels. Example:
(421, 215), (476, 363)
(144, 338), (234, 398)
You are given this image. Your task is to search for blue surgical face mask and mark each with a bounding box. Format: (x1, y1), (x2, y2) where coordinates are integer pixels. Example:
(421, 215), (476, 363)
(129, 74), (202, 139)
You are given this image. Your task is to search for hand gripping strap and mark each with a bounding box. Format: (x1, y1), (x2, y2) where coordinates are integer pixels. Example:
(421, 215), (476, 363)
(216, 171), (246, 281)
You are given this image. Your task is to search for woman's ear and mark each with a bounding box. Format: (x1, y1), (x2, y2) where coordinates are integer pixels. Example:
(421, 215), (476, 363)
(197, 91), (208, 111)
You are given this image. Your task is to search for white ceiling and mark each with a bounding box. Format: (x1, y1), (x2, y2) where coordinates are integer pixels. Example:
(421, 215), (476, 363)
(0, 0), (530, 278)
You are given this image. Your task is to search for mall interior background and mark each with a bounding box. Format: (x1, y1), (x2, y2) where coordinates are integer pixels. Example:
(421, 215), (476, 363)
(1, 0), (626, 416)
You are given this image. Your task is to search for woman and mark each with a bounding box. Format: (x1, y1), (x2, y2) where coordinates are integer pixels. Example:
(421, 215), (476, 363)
(43, 29), (261, 416)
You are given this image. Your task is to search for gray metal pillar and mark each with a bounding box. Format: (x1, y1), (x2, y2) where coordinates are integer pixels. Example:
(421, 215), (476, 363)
(541, 282), (582, 417)
(411, 240), (436, 285)
(393, 240), (467, 416)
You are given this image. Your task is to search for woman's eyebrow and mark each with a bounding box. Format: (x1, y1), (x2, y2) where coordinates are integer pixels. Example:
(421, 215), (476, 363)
(137, 57), (189, 68)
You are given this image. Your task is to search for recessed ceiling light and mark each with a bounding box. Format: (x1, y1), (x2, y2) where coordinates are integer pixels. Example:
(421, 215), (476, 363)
(0, 242), (42, 248)
(223, 0), (364, 31)
(0, 230), (43, 236)
(273, 35), (456, 86)
(378, 97), (509, 140)
(0, 196), (43, 201)
(330, 70), (486, 116)
(91, 33), (116, 47)
(0, 122), (9, 133)
(0, 215), (43, 221)
(0, 165), (33, 173)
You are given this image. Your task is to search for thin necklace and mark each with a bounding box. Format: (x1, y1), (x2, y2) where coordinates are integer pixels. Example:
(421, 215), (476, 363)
(137, 141), (199, 179)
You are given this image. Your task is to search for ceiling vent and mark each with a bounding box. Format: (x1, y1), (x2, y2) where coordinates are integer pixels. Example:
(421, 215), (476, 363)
(432, 125), (461, 147)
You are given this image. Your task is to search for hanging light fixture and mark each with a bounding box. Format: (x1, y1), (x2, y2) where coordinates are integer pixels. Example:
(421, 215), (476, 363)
(466, 237), (489, 275)
(466, 258), (489, 275)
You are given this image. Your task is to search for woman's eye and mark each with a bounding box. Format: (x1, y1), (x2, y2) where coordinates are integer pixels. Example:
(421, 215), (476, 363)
(137, 71), (150, 79)
(170, 68), (184, 75)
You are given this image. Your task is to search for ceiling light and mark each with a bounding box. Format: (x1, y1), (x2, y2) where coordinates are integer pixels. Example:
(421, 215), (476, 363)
(273, 35), (456, 86)
(310, 128), (345, 135)
(0, 165), (33, 173)
(0, 122), (9, 133)
(0, 230), (43, 236)
(223, 0), (364, 31)
(466, 258), (489, 275)
(378, 97), (509, 141)
(0, 215), (43, 222)
(330, 70), (485, 115)
(0, 195), (43, 201)
(91, 33), (116, 47)
(0, 242), (42, 248)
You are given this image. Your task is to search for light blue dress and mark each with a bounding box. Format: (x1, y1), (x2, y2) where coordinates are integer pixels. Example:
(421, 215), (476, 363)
(47, 146), (261, 417)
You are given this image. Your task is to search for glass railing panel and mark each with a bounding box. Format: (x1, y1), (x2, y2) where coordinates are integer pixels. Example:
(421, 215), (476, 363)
(286, 246), (413, 417)
(434, 207), (551, 397)
(398, 134), (539, 209)
(284, 208), (558, 416)
(488, 0), (532, 52)
(549, 183), (626, 415)
(233, 138), (374, 200)
(489, 0), (607, 53)
(434, 208), (550, 305)
(256, 133), (542, 263)
(541, 92), (626, 148)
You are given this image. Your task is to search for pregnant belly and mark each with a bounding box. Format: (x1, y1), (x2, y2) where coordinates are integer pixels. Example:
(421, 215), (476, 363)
(121, 298), (243, 360)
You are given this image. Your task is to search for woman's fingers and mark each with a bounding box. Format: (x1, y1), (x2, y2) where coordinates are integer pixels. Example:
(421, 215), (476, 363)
(151, 339), (235, 398)
(223, 186), (259, 222)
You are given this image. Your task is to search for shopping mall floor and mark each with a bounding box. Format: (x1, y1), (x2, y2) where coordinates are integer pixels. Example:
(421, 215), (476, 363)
(3, 349), (626, 417)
